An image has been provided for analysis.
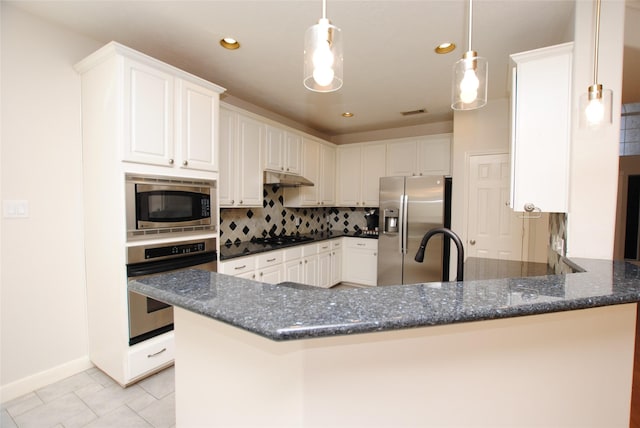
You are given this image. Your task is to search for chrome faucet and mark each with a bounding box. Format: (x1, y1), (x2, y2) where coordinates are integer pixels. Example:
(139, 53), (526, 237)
(414, 227), (465, 281)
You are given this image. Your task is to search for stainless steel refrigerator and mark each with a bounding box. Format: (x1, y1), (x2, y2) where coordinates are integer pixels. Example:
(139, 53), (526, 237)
(377, 176), (452, 286)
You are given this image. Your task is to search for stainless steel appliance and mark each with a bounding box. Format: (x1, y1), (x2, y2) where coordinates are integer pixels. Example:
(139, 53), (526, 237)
(126, 174), (216, 239)
(126, 237), (217, 345)
(377, 176), (452, 285)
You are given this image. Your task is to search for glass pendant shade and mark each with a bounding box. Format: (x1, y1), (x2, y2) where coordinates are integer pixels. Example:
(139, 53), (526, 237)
(304, 18), (343, 92)
(451, 51), (488, 110)
(579, 84), (613, 129)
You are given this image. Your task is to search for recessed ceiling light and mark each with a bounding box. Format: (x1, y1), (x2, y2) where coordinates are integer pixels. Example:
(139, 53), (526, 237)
(435, 42), (456, 54)
(342, 112), (354, 118)
(220, 37), (240, 50)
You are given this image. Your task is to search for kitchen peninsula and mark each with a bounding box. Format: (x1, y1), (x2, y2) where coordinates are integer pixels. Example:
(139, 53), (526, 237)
(129, 257), (640, 426)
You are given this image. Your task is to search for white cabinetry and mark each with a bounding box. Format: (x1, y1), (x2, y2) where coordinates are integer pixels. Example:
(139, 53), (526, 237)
(117, 50), (222, 173)
(219, 104), (264, 207)
(264, 126), (301, 175)
(330, 239), (342, 287)
(336, 143), (386, 207)
(509, 42), (572, 213)
(284, 139), (336, 207)
(386, 135), (451, 177)
(75, 42), (224, 386)
(342, 238), (378, 286)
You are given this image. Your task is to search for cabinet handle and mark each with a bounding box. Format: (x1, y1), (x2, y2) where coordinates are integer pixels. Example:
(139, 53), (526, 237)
(168, 159), (174, 165)
(470, 240), (476, 245)
(357, 243), (365, 246)
(299, 261), (303, 265)
(239, 200), (243, 204)
(286, 168), (290, 171)
(374, 252), (377, 256)
(234, 265), (246, 270)
(305, 260), (308, 264)
(281, 166), (284, 171)
(260, 272), (264, 277)
(252, 274), (255, 279)
(182, 160), (188, 166)
(266, 258), (276, 262)
(147, 348), (167, 358)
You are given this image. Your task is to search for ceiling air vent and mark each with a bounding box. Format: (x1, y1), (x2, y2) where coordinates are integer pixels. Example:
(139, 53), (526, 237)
(400, 108), (427, 116)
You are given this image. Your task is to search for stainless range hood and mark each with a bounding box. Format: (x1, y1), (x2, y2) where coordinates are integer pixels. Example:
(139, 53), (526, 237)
(264, 171), (314, 187)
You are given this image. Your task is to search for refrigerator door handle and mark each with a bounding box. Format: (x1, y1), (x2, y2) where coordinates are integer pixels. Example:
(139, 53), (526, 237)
(402, 194), (409, 254)
(398, 195), (405, 254)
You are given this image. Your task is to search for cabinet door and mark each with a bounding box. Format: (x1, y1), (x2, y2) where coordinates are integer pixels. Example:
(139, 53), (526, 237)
(122, 58), (175, 166)
(236, 114), (264, 207)
(416, 135), (451, 176)
(344, 248), (377, 286)
(177, 79), (219, 172)
(336, 145), (362, 206)
(284, 132), (302, 175)
(386, 141), (417, 176)
(317, 251), (332, 288)
(320, 144), (336, 206)
(303, 255), (319, 287)
(330, 248), (342, 286)
(218, 107), (236, 206)
(299, 138), (320, 206)
(510, 44), (572, 213)
(257, 264), (283, 285)
(284, 259), (304, 283)
(361, 144), (386, 206)
(264, 125), (284, 172)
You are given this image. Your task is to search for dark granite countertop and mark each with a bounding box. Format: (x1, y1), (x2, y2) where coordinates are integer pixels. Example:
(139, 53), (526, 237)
(219, 231), (378, 260)
(129, 257), (640, 341)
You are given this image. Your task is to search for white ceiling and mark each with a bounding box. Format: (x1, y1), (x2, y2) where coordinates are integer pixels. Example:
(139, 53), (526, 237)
(8, 0), (636, 139)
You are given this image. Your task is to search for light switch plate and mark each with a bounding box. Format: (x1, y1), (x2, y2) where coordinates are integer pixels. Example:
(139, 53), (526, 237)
(3, 200), (29, 218)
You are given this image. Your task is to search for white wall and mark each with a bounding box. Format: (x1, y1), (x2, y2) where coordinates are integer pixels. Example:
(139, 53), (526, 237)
(567, 0), (625, 259)
(451, 98), (511, 248)
(0, 4), (100, 400)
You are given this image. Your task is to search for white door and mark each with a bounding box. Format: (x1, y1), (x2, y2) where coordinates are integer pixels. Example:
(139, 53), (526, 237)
(467, 153), (523, 260)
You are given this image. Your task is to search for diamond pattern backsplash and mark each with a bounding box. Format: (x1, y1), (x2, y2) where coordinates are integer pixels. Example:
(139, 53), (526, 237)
(220, 185), (374, 245)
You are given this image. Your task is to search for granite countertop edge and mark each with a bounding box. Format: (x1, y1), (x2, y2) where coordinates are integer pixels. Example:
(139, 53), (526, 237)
(129, 257), (640, 342)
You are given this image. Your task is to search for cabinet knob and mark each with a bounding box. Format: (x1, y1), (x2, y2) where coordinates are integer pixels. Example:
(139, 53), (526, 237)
(231, 200), (235, 204)
(182, 160), (188, 166)
(239, 200), (243, 204)
(419, 173), (423, 176)
(260, 272), (263, 277)
(286, 168), (290, 172)
(168, 159), (174, 165)
(305, 260), (308, 264)
(281, 166), (284, 171)
(470, 240), (476, 245)
(373, 252), (377, 256)
(299, 261), (303, 265)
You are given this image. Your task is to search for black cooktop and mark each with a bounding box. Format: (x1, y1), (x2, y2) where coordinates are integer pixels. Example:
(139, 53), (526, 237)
(250, 235), (315, 246)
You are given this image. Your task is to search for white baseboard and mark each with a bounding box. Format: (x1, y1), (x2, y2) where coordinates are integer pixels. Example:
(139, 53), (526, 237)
(0, 356), (93, 403)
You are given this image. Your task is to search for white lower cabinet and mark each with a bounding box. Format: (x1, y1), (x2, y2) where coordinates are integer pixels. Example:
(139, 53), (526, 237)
(317, 242), (332, 288)
(127, 332), (175, 381)
(256, 252), (284, 284)
(342, 238), (378, 286)
(330, 240), (343, 286)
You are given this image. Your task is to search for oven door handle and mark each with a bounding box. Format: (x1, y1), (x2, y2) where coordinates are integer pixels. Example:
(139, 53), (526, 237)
(127, 251), (217, 277)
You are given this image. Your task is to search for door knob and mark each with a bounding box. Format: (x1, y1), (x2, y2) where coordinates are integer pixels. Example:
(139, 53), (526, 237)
(469, 239), (476, 245)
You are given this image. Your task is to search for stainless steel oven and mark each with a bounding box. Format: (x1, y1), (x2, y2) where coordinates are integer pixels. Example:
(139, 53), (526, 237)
(126, 237), (217, 345)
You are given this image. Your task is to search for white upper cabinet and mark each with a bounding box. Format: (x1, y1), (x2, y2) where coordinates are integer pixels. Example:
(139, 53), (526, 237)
(119, 57), (221, 172)
(177, 79), (220, 172)
(284, 138), (335, 207)
(336, 143), (385, 207)
(219, 105), (264, 207)
(386, 134), (451, 177)
(264, 125), (302, 175)
(509, 42), (572, 213)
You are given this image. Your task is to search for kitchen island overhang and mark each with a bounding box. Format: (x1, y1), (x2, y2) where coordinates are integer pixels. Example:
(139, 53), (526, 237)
(129, 257), (640, 341)
(129, 259), (640, 427)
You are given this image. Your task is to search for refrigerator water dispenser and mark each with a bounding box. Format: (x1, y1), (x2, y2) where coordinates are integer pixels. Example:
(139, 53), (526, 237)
(383, 208), (399, 233)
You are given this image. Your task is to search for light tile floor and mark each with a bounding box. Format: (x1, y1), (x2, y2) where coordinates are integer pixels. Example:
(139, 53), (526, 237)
(1, 366), (175, 428)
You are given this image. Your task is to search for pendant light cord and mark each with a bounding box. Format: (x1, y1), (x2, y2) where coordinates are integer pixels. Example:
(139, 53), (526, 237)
(467, 0), (473, 51)
(593, 0), (601, 84)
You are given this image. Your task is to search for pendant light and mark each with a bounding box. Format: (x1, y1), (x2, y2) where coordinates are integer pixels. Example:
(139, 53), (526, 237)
(579, 0), (613, 128)
(304, 0), (343, 92)
(451, 0), (487, 110)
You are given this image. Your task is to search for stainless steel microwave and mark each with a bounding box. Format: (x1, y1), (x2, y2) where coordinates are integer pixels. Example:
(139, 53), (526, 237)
(125, 174), (217, 238)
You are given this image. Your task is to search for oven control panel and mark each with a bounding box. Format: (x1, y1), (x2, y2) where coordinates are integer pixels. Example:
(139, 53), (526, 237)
(145, 242), (206, 260)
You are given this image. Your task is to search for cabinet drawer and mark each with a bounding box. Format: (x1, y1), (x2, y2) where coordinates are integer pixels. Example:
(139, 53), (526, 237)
(128, 332), (174, 381)
(283, 246), (303, 261)
(302, 243), (319, 257)
(345, 238), (378, 250)
(317, 241), (332, 253)
(221, 256), (256, 275)
(256, 251), (283, 269)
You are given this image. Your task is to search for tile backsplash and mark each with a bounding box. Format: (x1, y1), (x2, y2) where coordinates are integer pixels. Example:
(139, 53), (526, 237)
(220, 185), (375, 244)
